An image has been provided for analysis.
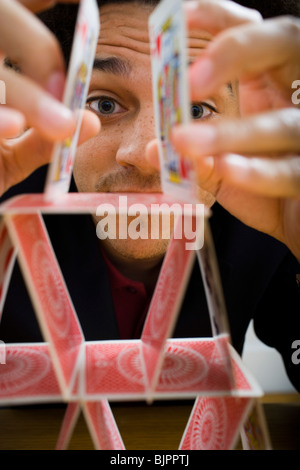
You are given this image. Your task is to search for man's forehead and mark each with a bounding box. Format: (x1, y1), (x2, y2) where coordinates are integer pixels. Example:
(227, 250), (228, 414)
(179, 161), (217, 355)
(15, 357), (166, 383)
(98, 3), (151, 56)
(97, 2), (212, 61)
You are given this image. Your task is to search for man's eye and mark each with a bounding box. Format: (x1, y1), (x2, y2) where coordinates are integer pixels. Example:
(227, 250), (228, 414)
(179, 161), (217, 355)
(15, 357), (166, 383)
(190, 103), (217, 120)
(87, 96), (124, 116)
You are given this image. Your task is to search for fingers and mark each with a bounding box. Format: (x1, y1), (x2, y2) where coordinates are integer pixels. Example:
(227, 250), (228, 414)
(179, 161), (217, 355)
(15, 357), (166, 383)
(0, 0), (75, 141)
(0, 0), (95, 142)
(172, 108), (300, 158)
(18, 1), (57, 13)
(0, 0), (100, 195)
(186, 7), (300, 101)
(18, 1), (79, 14)
(185, 0), (262, 34)
(0, 0), (66, 89)
(218, 154), (300, 198)
(148, 127), (300, 199)
(1, 65), (77, 141)
(77, 109), (101, 146)
(1, 109), (100, 194)
(13, 109), (100, 170)
(171, 106), (300, 199)
(0, 107), (25, 138)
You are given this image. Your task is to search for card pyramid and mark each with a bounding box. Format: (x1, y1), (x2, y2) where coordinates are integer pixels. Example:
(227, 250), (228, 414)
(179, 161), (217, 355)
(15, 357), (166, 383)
(0, 193), (271, 450)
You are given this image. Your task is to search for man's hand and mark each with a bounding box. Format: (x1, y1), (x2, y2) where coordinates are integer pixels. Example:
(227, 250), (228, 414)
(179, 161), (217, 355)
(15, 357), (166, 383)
(0, 0), (100, 194)
(150, 0), (300, 261)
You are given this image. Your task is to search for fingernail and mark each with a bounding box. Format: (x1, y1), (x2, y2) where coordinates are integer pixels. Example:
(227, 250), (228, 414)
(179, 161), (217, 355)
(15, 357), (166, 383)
(0, 108), (26, 138)
(38, 96), (75, 136)
(224, 154), (248, 172)
(46, 70), (65, 100)
(189, 57), (214, 92)
(172, 124), (217, 156)
(184, 1), (198, 11)
(174, 124), (216, 142)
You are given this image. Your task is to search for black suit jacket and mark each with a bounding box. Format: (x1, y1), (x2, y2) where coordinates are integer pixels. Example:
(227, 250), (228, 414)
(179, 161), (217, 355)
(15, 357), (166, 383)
(0, 166), (299, 391)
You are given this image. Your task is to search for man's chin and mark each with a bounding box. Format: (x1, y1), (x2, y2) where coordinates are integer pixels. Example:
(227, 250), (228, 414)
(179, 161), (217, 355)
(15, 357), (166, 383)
(100, 237), (169, 264)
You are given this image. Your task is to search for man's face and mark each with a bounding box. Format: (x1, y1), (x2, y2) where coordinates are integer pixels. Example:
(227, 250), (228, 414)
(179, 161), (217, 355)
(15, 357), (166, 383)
(73, 2), (239, 263)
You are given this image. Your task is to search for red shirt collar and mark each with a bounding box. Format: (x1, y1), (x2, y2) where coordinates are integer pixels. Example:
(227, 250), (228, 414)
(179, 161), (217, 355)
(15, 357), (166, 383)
(101, 246), (152, 339)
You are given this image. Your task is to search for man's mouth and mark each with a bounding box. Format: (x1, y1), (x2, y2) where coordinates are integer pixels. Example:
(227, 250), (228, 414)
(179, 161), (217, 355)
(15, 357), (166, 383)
(94, 167), (161, 193)
(101, 187), (162, 193)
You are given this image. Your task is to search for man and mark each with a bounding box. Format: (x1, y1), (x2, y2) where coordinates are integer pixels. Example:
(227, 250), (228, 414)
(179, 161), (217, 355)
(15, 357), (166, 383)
(0, 0), (299, 393)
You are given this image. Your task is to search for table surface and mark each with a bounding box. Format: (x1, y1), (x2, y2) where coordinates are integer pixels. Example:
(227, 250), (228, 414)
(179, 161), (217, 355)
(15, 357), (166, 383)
(0, 394), (299, 450)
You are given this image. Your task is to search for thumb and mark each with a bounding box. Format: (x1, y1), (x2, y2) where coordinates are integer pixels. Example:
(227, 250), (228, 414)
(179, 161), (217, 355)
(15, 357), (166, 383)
(146, 138), (161, 170)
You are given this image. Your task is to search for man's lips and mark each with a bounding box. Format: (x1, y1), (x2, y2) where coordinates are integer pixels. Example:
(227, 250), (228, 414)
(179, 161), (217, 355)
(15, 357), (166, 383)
(99, 187), (162, 193)
(94, 167), (161, 193)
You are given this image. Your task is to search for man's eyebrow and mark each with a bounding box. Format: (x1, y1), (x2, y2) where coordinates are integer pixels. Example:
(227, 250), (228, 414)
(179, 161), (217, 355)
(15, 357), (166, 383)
(93, 56), (132, 76)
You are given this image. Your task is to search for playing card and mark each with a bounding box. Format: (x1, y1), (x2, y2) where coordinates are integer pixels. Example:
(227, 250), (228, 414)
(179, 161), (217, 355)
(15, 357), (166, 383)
(83, 336), (260, 400)
(55, 402), (81, 450)
(0, 192), (187, 215)
(0, 217), (16, 318)
(240, 399), (272, 450)
(85, 340), (147, 399)
(196, 220), (237, 389)
(155, 339), (261, 398)
(0, 343), (61, 405)
(179, 395), (253, 450)
(45, 0), (100, 200)
(140, 216), (196, 398)
(83, 400), (125, 450)
(149, 0), (196, 202)
(197, 222), (231, 338)
(6, 214), (84, 396)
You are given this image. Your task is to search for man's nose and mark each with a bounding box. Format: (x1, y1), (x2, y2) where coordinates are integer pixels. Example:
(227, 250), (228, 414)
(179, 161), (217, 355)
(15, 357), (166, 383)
(115, 109), (158, 175)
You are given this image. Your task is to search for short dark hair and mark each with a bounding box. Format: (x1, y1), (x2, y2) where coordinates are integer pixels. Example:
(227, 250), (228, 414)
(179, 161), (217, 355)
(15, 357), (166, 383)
(39, 0), (300, 65)
(98, 0), (159, 5)
(235, 0), (300, 18)
(96, 0), (300, 17)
